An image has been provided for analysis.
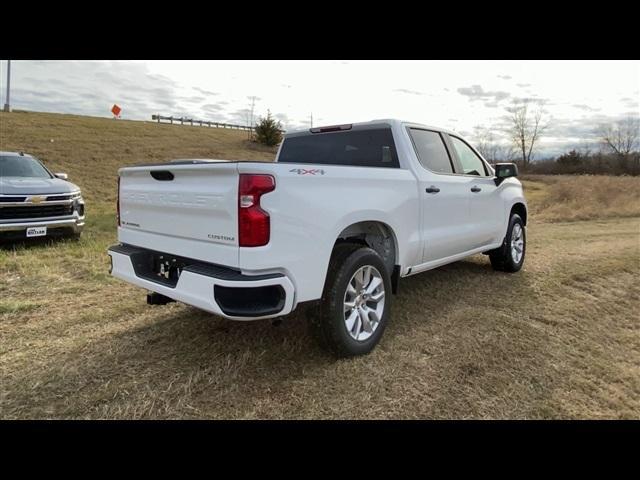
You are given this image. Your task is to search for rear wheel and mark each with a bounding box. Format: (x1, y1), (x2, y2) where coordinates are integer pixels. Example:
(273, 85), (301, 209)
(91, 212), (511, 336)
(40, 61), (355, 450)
(309, 244), (392, 357)
(489, 213), (526, 272)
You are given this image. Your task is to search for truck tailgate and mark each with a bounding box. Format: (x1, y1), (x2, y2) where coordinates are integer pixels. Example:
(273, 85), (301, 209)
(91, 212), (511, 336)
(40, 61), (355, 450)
(118, 162), (239, 267)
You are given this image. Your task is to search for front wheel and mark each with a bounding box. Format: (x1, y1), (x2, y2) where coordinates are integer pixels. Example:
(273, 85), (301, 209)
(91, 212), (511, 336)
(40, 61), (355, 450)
(309, 244), (392, 357)
(489, 213), (526, 272)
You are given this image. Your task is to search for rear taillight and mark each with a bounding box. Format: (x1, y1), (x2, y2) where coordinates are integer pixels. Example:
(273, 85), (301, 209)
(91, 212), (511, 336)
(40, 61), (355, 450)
(116, 176), (121, 227)
(238, 174), (275, 247)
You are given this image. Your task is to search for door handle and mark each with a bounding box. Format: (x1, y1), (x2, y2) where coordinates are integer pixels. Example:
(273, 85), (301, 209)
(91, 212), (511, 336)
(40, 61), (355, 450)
(425, 186), (440, 194)
(471, 186), (482, 193)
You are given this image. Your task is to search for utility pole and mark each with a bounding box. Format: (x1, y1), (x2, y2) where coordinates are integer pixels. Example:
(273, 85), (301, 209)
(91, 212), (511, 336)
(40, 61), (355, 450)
(248, 96), (257, 140)
(310, 112), (313, 128)
(249, 97), (256, 126)
(3, 60), (10, 112)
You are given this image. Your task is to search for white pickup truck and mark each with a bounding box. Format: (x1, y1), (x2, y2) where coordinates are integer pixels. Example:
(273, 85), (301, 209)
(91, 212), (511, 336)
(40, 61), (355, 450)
(108, 119), (527, 356)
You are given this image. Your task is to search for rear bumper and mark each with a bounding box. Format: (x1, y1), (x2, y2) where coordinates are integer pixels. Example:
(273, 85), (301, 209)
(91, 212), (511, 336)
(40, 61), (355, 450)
(0, 217), (85, 233)
(107, 244), (295, 321)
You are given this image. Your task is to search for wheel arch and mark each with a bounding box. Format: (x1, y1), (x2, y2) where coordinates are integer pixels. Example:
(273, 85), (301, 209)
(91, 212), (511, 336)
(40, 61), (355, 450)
(510, 202), (528, 225)
(333, 220), (401, 293)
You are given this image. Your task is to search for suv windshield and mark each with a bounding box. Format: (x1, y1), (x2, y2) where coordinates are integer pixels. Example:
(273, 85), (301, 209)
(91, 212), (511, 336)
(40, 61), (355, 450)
(0, 155), (53, 179)
(278, 127), (400, 168)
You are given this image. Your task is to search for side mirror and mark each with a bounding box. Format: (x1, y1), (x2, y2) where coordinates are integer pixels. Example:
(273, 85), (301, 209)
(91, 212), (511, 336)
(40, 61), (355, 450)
(55, 173), (69, 180)
(494, 163), (518, 186)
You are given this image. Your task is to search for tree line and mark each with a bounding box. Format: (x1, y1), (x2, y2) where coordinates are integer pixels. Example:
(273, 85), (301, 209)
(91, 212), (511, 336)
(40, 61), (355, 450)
(473, 100), (639, 176)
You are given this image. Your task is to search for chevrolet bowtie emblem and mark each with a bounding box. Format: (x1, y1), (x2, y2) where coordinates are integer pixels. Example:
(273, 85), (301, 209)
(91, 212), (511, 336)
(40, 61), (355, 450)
(29, 195), (46, 204)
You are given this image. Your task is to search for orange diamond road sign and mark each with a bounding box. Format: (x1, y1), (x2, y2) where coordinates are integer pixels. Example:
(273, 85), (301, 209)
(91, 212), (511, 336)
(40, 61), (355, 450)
(111, 104), (121, 117)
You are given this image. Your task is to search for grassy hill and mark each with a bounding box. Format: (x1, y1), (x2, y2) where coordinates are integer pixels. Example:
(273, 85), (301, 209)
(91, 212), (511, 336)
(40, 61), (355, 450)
(1, 111), (277, 205)
(1, 111), (639, 419)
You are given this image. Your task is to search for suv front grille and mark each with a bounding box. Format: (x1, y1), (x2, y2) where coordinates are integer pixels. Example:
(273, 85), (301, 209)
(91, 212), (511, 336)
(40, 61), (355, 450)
(0, 196), (27, 203)
(0, 204), (74, 220)
(46, 194), (74, 201)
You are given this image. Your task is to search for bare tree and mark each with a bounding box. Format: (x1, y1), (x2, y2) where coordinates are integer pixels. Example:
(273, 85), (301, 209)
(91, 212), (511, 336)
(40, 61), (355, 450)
(473, 125), (518, 164)
(507, 100), (548, 169)
(599, 117), (639, 155)
(473, 126), (498, 162)
(599, 117), (640, 174)
(495, 143), (519, 163)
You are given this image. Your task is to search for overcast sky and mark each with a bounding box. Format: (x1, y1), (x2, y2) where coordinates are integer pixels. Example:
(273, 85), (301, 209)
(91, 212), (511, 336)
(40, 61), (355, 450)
(1, 60), (638, 157)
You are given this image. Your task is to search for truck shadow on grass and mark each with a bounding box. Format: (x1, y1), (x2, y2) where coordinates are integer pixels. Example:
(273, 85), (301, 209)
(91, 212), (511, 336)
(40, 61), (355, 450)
(4, 255), (547, 419)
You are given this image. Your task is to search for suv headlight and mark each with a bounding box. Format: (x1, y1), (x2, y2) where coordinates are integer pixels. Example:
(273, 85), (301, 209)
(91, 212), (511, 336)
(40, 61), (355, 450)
(72, 193), (85, 216)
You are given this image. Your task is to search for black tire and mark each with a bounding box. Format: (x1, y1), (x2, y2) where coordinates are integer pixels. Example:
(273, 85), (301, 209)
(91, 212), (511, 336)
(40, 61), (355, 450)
(489, 213), (526, 272)
(309, 243), (392, 357)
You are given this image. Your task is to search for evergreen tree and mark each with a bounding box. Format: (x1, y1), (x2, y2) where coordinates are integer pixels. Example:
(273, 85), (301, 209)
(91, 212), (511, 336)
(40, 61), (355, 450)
(254, 110), (283, 146)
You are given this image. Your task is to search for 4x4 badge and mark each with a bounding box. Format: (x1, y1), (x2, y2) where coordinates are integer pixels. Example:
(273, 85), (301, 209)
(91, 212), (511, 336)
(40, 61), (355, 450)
(289, 168), (325, 175)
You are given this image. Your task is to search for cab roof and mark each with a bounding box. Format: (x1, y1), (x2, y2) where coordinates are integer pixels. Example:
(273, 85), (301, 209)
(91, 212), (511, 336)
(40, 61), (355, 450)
(284, 119), (461, 138)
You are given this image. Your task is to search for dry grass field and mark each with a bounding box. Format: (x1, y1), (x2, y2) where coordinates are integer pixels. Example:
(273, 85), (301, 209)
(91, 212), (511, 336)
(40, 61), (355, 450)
(1, 111), (639, 419)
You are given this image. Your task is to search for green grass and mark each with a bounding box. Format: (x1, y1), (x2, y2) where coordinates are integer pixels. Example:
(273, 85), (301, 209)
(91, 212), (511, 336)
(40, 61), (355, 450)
(0, 300), (40, 315)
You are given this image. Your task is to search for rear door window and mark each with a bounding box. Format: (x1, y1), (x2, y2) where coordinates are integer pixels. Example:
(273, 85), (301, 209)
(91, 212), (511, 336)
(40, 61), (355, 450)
(407, 128), (454, 174)
(278, 127), (400, 168)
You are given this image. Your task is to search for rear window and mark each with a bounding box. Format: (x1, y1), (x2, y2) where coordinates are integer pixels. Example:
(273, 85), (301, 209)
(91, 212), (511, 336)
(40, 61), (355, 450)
(278, 128), (400, 168)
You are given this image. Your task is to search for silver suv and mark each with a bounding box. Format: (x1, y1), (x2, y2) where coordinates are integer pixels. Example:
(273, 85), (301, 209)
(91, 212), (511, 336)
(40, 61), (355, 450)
(0, 152), (85, 240)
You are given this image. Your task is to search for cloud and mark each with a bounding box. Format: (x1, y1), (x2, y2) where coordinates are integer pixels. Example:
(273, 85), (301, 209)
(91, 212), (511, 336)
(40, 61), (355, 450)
(226, 108), (251, 125)
(194, 104), (228, 123)
(457, 85), (511, 103)
(484, 101), (501, 108)
(509, 96), (548, 106)
(6, 61), (182, 119)
(393, 88), (424, 96)
(620, 96), (639, 110)
(3, 61), (245, 123)
(572, 104), (600, 112)
(272, 112), (293, 128)
(544, 117), (604, 140)
(497, 75), (512, 80)
(179, 95), (207, 104)
(202, 103), (224, 110)
(192, 86), (218, 96)
(516, 83), (531, 87)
